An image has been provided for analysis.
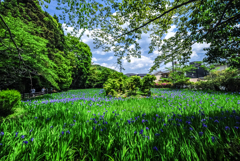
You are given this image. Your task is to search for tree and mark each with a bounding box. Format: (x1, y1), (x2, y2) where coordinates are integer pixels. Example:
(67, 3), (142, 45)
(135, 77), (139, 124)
(0, 0), (78, 91)
(65, 33), (92, 89)
(161, 63), (198, 88)
(0, 11), (60, 90)
(148, 28), (194, 86)
(51, 49), (74, 91)
(50, 0), (239, 75)
(1, 0), (240, 89)
(85, 66), (100, 88)
(186, 0), (240, 71)
(98, 68), (113, 87)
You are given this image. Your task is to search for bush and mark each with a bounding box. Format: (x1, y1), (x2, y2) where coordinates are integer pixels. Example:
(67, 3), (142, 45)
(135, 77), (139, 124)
(103, 72), (128, 97)
(154, 82), (173, 89)
(0, 89), (22, 116)
(139, 74), (156, 96)
(126, 75), (142, 95)
(197, 67), (240, 92)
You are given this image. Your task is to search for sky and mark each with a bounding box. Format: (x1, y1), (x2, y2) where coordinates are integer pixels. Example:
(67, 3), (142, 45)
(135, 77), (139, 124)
(10, 0), (239, 75)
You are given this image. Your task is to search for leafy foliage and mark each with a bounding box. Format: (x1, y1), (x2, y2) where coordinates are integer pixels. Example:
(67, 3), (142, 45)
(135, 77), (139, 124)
(199, 67), (240, 91)
(103, 78), (120, 97)
(0, 0), (78, 92)
(46, 0), (239, 76)
(125, 75), (142, 95)
(0, 89), (22, 116)
(65, 33), (92, 90)
(139, 74), (156, 96)
(0, 12), (60, 90)
(103, 72), (128, 97)
(161, 63), (198, 88)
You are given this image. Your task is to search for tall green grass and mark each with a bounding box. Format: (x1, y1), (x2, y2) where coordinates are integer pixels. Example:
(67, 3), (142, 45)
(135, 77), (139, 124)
(0, 88), (240, 161)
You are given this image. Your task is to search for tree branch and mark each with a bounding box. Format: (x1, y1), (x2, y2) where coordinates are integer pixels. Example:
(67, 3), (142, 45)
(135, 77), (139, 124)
(210, 0), (234, 35)
(0, 1), (41, 89)
(190, 13), (240, 45)
(113, 0), (199, 40)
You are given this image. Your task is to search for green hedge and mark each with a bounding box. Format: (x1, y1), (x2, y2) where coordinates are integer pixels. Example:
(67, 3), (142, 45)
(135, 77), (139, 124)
(0, 89), (22, 116)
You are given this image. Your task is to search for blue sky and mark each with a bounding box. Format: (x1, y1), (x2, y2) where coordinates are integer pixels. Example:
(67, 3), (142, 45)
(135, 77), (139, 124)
(11, 0), (239, 74)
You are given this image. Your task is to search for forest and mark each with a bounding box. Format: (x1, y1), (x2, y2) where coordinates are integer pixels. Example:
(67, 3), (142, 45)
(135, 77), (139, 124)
(0, 0), (122, 96)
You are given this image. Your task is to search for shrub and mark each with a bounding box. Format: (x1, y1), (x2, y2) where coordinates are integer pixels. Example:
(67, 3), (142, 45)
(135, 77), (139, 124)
(125, 75), (142, 95)
(186, 81), (195, 90)
(154, 82), (172, 88)
(103, 72), (128, 97)
(197, 67), (240, 92)
(103, 78), (120, 97)
(139, 74), (156, 96)
(0, 89), (21, 116)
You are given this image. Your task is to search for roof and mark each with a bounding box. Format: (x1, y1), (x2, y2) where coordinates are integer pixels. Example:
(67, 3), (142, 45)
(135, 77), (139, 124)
(161, 70), (171, 74)
(125, 73), (137, 75)
(124, 73), (154, 77)
(137, 73), (151, 76)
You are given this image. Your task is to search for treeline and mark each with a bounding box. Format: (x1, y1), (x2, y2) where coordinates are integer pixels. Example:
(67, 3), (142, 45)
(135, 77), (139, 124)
(0, 0), (121, 94)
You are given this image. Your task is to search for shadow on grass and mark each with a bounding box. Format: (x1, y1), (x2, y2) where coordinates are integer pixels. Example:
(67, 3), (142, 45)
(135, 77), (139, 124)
(0, 105), (30, 125)
(22, 94), (55, 102)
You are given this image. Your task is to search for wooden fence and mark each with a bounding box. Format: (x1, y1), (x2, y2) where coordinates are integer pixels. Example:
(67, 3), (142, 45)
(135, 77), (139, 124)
(21, 90), (58, 99)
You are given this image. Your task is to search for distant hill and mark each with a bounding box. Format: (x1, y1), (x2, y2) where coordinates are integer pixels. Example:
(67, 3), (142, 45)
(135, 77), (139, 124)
(91, 64), (119, 73)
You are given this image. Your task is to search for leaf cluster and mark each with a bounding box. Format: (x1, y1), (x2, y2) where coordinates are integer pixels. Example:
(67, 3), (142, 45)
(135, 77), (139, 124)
(139, 74), (157, 96)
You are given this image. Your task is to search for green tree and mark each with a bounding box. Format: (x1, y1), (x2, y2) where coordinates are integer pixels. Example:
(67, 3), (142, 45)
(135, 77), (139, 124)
(49, 0), (239, 76)
(0, 12), (60, 90)
(161, 63), (198, 88)
(51, 49), (74, 91)
(98, 68), (113, 87)
(85, 66), (100, 88)
(2, 0), (240, 90)
(187, 0), (240, 70)
(65, 33), (92, 89)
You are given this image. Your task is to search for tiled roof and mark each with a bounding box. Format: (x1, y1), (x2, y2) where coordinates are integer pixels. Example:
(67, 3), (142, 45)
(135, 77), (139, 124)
(160, 70), (171, 74)
(125, 73), (137, 75)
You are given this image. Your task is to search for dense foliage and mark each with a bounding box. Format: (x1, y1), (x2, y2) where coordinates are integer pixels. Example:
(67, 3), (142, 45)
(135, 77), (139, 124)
(0, 89), (22, 117)
(0, 0), (94, 93)
(65, 33), (92, 90)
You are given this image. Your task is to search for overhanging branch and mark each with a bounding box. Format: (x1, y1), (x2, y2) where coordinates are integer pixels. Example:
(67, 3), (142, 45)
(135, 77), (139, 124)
(113, 0), (199, 40)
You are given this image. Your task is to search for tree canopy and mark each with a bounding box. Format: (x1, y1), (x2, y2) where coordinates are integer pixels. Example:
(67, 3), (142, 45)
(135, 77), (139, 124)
(65, 33), (92, 89)
(44, 0), (239, 73)
(0, 0), (239, 91)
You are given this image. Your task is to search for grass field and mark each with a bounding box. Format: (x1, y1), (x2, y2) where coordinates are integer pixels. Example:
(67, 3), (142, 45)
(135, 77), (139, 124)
(0, 88), (240, 161)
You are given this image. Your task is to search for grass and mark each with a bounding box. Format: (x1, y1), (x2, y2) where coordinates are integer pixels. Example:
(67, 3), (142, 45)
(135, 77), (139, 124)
(0, 87), (240, 161)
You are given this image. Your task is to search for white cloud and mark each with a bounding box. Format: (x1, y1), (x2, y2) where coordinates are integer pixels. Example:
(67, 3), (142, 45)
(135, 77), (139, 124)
(190, 51), (198, 58)
(192, 42), (210, 53)
(164, 25), (177, 40)
(107, 56), (114, 60)
(234, 23), (240, 27)
(92, 57), (98, 62)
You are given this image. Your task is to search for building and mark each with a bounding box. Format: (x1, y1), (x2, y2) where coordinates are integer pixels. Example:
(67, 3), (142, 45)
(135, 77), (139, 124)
(125, 60), (239, 83)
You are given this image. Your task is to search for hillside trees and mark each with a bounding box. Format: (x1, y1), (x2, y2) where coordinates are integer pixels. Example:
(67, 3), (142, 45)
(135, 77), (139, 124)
(0, 11), (60, 91)
(0, 0), (76, 91)
(65, 33), (92, 89)
(85, 66), (100, 88)
(1, 0), (239, 92)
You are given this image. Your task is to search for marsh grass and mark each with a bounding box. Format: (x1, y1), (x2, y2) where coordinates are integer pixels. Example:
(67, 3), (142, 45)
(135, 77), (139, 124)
(0, 88), (240, 161)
